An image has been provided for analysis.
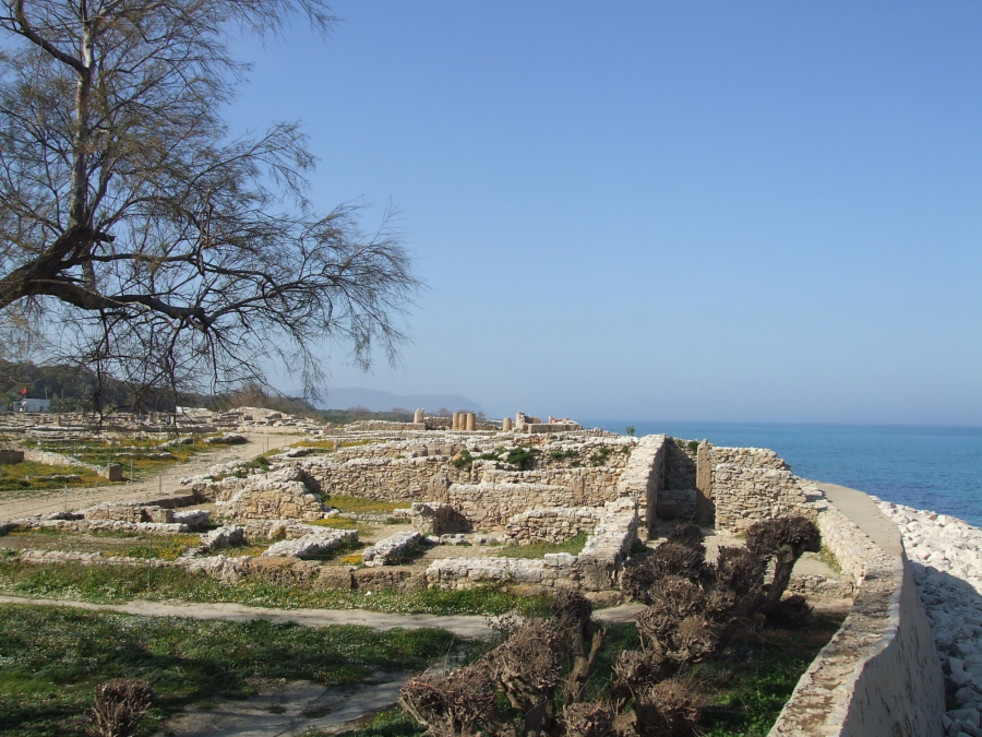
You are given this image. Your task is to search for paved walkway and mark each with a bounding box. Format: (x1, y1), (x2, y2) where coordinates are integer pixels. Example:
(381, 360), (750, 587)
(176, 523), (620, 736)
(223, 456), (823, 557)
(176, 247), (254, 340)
(815, 481), (903, 555)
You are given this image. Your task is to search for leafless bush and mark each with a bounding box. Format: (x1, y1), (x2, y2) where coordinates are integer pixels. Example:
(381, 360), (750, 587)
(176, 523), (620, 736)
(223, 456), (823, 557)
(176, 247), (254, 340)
(87, 679), (154, 737)
(746, 517), (821, 603)
(633, 679), (700, 737)
(666, 523), (705, 554)
(400, 665), (503, 737)
(621, 543), (707, 604)
(560, 701), (617, 736)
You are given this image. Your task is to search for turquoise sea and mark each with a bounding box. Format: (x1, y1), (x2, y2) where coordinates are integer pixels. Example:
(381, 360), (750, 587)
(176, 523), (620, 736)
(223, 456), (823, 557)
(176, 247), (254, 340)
(586, 421), (982, 528)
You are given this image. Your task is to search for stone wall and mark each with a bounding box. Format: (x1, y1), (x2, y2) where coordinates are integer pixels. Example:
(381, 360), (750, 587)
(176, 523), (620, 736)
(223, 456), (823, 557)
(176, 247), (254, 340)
(710, 447), (812, 533)
(479, 467), (623, 506)
(615, 434), (669, 537)
(769, 494), (944, 737)
(504, 507), (602, 544)
(307, 455), (458, 502)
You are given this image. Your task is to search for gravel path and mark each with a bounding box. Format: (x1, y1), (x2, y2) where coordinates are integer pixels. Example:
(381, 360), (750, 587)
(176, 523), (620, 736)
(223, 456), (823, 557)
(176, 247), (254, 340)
(875, 499), (982, 737)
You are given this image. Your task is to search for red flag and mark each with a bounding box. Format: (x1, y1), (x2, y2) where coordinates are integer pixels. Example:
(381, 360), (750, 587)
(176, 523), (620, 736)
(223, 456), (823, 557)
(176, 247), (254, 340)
(20, 387), (26, 395)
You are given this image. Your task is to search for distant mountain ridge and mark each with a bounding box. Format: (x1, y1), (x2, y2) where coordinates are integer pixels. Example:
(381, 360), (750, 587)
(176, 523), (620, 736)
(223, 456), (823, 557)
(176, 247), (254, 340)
(312, 387), (484, 414)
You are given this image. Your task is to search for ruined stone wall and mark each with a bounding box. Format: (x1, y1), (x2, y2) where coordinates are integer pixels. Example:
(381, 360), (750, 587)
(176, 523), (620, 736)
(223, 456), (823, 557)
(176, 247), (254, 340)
(615, 434), (669, 537)
(504, 507), (602, 544)
(444, 482), (571, 530)
(710, 447), (812, 533)
(479, 467), (623, 507)
(305, 455), (461, 502)
(769, 495), (944, 737)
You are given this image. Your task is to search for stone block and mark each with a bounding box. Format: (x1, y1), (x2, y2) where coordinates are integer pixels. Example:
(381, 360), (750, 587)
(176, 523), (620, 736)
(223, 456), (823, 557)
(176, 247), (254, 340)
(103, 464), (123, 481)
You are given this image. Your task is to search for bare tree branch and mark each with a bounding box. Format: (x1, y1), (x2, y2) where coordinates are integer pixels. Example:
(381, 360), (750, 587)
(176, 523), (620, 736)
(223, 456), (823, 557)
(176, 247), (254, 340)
(0, 0), (420, 407)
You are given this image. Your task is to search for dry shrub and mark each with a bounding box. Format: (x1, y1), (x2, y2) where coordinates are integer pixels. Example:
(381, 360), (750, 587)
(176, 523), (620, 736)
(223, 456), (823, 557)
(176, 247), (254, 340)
(400, 665), (498, 737)
(634, 679), (700, 737)
(551, 589), (593, 656)
(666, 524), (705, 554)
(614, 650), (667, 694)
(560, 701), (617, 736)
(746, 517), (821, 603)
(483, 621), (564, 704)
(88, 679), (154, 737)
(713, 546), (766, 597)
(621, 543), (706, 604)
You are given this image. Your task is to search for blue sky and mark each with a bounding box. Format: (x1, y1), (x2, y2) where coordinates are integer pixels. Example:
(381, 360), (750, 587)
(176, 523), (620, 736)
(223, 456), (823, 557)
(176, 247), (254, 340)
(228, 2), (982, 425)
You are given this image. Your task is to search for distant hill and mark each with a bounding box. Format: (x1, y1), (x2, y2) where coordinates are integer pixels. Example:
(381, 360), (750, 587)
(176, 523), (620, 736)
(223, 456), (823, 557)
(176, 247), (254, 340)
(313, 387), (484, 414)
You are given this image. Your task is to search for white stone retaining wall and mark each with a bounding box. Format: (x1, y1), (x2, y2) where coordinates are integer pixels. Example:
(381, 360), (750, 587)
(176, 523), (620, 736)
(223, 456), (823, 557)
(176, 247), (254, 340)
(769, 498), (944, 736)
(710, 447), (812, 532)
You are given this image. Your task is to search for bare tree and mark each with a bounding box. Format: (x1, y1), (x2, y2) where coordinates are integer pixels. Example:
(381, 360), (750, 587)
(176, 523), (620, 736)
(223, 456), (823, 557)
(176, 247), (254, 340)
(0, 0), (420, 407)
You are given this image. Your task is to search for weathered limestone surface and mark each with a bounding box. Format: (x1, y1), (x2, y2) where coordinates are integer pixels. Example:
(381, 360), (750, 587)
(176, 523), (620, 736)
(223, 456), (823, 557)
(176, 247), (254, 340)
(615, 434), (667, 536)
(444, 482), (569, 530)
(217, 467), (326, 521)
(362, 531), (424, 567)
(263, 528), (357, 558)
(410, 502), (468, 535)
(85, 502), (174, 524)
(876, 501), (982, 737)
(655, 487), (697, 519)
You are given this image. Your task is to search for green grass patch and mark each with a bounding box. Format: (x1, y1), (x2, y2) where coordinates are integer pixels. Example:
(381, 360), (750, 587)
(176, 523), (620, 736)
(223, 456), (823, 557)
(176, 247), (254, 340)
(1, 530), (202, 559)
(330, 708), (426, 737)
(326, 495), (407, 516)
(0, 603), (458, 737)
(0, 560), (552, 616)
(0, 461), (110, 493)
(494, 532), (589, 559)
(697, 617), (842, 736)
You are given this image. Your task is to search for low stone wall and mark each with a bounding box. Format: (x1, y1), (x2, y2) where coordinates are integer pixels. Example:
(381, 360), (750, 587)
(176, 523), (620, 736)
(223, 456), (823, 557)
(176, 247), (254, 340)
(479, 467), (623, 506)
(504, 507), (602, 544)
(769, 494), (944, 737)
(425, 554), (578, 590)
(445, 482), (568, 530)
(711, 447), (812, 532)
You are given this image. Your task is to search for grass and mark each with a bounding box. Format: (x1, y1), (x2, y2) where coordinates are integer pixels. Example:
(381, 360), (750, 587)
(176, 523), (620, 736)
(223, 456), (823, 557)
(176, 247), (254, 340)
(0, 559), (553, 616)
(697, 617), (842, 736)
(0, 460), (111, 493)
(0, 530), (203, 560)
(0, 603), (459, 737)
(327, 495), (408, 516)
(494, 532), (590, 559)
(31, 435), (225, 480)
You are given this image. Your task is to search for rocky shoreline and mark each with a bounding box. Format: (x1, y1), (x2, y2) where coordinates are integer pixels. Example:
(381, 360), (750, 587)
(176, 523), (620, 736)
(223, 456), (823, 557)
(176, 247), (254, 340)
(875, 498), (982, 736)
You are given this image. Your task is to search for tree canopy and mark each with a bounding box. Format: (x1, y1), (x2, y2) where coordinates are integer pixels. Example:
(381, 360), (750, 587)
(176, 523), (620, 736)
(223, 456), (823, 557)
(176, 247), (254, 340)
(0, 0), (419, 407)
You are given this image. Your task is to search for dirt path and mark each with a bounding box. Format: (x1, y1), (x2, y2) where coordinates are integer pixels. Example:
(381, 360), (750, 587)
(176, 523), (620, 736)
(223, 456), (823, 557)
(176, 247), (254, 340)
(0, 433), (306, 522)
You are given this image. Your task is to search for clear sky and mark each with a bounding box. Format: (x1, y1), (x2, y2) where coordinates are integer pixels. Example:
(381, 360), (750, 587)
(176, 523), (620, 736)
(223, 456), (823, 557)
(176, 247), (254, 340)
(227, 1), (982, 425)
